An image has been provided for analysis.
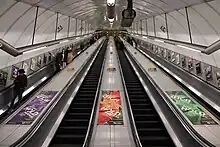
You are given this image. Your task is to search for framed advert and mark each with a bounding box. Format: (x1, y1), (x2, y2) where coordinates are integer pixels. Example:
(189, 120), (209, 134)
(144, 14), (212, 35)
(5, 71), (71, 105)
(204, 64), (213, 81)
(0, 70), (8, 87)
(195, 61), (202, 75)
(176, 54), (180, 65)
(188, 58), (194, 71)
(37, 55), (42, 68)
(215, 68), (220, 88)
(11, 66), (19, 80)
(30, 58), (37, 71)
(171, 52), (176, 63)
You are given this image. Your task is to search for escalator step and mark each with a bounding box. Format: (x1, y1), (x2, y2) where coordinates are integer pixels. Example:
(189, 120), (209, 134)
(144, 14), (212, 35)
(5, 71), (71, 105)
(65, 113), (90, 119)
(57, 126), (87, 135)
(53, 134), (85, 144)
(117, 48), (175, 147)
(140, 136), (174, 146)
(50, 40), (108, 147)
(137, 128), (168, 136)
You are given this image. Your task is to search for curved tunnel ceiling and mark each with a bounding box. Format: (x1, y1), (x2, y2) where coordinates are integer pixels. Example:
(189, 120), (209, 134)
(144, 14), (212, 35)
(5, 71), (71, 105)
(18, 0), (210, 27)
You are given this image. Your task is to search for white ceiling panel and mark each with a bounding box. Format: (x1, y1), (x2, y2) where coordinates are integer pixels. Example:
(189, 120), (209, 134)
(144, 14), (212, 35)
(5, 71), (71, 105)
(16, 0), (207, 26)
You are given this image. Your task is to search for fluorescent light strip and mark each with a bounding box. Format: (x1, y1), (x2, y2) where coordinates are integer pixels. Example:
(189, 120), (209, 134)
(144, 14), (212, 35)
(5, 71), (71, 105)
(142, 36), (148, 39)
(24, 46), (47, 54)
(60, 40), (69, 44)
(188, 86), (202, 97)
(177, 45), (201, 53)
(154, 39), (164, 43)
(23, 86), (35, 97)
(41, 76), (47, 82)
(0, 109), (5, 115)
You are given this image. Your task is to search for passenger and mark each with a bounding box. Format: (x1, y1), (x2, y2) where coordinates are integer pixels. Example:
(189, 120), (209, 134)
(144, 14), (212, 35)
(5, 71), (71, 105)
(62, 49), (68, 68)
(10, 69), (27, 111)
(55, 53), (62, 73)
(67, 48), (74, 64)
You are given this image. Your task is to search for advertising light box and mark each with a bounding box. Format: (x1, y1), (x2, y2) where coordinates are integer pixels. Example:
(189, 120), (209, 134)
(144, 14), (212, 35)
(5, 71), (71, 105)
(166, 91), (217, 125)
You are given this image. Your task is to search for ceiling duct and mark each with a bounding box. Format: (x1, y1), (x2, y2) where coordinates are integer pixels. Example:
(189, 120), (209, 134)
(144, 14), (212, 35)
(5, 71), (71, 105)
(107, 0), (115, 19)
(121, 0), (136, 27)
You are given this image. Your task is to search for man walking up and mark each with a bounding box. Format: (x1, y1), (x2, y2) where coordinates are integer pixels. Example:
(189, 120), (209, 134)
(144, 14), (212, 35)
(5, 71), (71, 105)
(10, 69), (27, 111)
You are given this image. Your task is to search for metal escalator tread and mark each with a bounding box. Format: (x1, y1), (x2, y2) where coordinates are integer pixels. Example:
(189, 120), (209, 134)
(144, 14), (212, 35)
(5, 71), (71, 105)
(49, 41), (107, 147)
(117, 49), (175, 147)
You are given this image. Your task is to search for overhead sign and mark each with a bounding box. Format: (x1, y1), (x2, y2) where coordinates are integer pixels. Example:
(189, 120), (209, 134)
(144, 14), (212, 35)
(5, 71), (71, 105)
(166, 91), (217, 125)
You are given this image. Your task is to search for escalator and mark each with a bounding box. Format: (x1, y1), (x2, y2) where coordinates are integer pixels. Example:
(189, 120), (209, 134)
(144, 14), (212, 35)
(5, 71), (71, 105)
(117, 48), (175, 147)
(49, 41), (107, 147)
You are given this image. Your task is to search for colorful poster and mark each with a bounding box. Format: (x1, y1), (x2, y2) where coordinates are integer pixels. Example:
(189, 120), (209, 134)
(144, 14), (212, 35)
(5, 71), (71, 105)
(11, 66), (19, 80)
(188, 58), (193, 71)
(216, 69), (220, 88)
(167, 51), (171, 61)
(0, 70), (8, 86)
(163, 49), (167, 58)
(98, 90), (123, 125)
(176, 54), (180, 65)
(166, 91), (217, 125)
(171, 52), (176, 63)
(195, 61), (202, 75)
(181, 56), (186, 68)
(22, 62), (29, 75)
(204, 64), (213, 81)
(37, 56), (42, 68)
(43, 54), (47, 64)
(30, 58), (37, 71)
(107, 68), (116, 72)
(7, 91), (58, 125)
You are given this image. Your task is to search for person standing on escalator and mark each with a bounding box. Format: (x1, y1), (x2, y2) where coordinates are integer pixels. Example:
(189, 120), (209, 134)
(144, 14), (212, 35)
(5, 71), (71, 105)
(10, 69), (27, 111)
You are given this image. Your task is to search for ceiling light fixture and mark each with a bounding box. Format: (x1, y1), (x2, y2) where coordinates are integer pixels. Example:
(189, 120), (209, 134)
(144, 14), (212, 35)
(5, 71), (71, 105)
(108, 18), (114, 23)
(107, 0), (115, 6)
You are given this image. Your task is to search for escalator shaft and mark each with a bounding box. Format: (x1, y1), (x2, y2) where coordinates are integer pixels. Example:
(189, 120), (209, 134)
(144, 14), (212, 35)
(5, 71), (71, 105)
(118, 48), (175, 147)
(49, 41), (107, 147)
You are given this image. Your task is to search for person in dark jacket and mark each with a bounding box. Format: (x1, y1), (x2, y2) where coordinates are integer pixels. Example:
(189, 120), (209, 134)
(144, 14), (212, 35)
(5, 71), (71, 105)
(55, 53), (62, 73)
(62, 49), (68, 68)
(10, 69), (27, 110)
